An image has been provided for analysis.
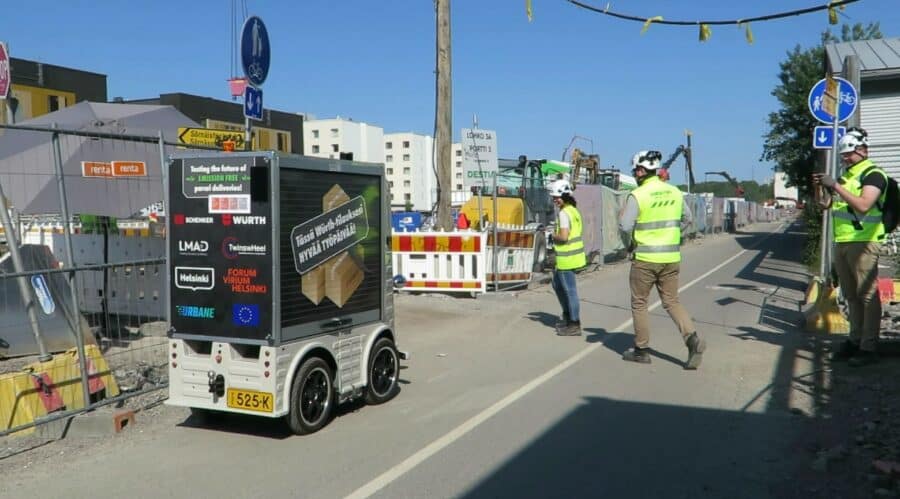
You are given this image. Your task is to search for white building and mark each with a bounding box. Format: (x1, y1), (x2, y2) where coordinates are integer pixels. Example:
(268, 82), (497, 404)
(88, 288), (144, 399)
(773, 171), (798, 207)
(383, 132), (436, 211)
(303, 117), (385, 163)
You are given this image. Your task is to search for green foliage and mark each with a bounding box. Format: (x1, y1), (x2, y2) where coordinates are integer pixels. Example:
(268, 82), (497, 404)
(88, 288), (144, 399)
(760, 23), (882, 198)
(801, 202), (823, 266)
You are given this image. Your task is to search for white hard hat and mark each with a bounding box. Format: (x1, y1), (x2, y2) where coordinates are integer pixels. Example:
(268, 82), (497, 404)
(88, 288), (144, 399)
(839, 129), (868, 154)
(547, 179), (572, 197)
(632, 150), (662, 170)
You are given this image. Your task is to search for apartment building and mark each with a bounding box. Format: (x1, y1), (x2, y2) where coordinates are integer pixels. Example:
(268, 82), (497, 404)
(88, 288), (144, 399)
(304, 117), (384, 163)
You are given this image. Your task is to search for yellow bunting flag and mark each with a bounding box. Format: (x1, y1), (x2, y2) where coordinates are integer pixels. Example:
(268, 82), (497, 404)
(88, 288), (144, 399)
(743, 23), (754, 44)
(526, 0), (533, 22)
(699, 23), (711, 42)
(640, 15), (663, 35)
(828, 5), (838, 25)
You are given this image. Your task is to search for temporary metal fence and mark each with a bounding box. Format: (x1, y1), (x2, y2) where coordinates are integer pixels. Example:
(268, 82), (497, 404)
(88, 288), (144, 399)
(0, 122), (212, 440)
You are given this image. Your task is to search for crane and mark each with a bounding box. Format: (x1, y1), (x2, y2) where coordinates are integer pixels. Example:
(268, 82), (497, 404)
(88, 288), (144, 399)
(706, 171), (745, 197)
(659, 131), (696, 191)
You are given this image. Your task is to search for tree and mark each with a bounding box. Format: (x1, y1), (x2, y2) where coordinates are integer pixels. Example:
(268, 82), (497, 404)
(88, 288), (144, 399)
(760, 23), (882, 197)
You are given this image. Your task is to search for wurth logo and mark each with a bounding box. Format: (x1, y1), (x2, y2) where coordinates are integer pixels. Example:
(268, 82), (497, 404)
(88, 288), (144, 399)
(222, 214), (232, 226)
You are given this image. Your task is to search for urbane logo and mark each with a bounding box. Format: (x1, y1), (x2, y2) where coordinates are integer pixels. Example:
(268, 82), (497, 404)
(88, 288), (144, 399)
(221, 236), (267, 259)
(232, 304), (260, 326)
(174, 267), (215, 291)
(176, 305), (215, 319)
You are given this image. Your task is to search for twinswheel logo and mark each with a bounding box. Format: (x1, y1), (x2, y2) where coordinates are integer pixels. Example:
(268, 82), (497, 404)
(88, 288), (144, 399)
(175, 305), (215, 319)
(174, 267), (215, 291)
(221, 237), (267, 259)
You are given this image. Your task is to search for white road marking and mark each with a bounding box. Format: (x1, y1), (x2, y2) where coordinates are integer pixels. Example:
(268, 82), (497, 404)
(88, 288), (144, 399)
(345, 224), (785, 499)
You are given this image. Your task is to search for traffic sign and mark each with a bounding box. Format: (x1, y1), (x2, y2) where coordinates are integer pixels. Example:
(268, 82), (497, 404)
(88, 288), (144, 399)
(244, 85), (263, 121)
(241, 16), (270, 87)
(0, 42), (11, 99)
(178, 128), (246, 149)
(808, 76), (857, 124)
(812, 126), (846, 150)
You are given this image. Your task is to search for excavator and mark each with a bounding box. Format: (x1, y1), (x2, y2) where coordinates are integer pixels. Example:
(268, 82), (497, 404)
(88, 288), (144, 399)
(659, 144), (696, 191)
(706, 171), (745, 197)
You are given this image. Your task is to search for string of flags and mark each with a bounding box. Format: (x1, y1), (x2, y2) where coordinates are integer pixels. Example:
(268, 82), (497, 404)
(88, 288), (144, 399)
(526, 0), (858, 43)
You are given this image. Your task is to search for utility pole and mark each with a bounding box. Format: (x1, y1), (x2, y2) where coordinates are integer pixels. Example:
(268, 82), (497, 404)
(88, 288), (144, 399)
(684, 130), (694, 193)
(434, 0), (453, 231)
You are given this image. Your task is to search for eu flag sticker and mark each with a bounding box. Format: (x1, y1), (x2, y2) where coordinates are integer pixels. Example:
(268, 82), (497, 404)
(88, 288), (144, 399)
(232, 304), (260, 326)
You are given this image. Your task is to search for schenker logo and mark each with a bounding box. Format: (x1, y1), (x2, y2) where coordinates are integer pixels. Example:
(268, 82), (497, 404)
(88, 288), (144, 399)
(174, 267), (215, 291)
(173, 214), (213, 225)
(221, 237), (267, 259)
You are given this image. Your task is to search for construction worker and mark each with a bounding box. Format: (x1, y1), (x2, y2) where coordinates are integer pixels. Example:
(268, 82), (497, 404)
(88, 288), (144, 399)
(813, 127), (885, 367)
(619, 150), (706, 368)
(548, 179), (586, 336)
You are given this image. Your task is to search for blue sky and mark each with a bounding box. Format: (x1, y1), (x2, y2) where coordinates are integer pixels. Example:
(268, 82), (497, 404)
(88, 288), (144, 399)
(2, 1), (899, 187)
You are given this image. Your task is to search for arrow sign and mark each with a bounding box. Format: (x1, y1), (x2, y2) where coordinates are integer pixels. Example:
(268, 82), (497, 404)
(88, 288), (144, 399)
(244, 85), (263, 121)
(812, 126), (846, 150)
(177, 127), (246, 149)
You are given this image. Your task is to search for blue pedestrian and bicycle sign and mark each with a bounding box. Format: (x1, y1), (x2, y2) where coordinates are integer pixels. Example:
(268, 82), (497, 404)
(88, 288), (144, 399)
(812, 126), (846, 150)
(244, 85), (263, 121)
(241, 16), (270, 87)
(808, 77), (858, 125)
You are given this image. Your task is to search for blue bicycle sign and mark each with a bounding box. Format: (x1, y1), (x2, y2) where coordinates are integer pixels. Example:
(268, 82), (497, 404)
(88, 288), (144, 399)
(241, 16), (271, 87)
(808, 77), (858, 125)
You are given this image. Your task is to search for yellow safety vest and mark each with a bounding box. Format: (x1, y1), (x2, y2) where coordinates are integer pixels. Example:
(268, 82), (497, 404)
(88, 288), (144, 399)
(555, 204), (587, 270)
(632, 176), (683, 263)
(833, 159), (886, 243)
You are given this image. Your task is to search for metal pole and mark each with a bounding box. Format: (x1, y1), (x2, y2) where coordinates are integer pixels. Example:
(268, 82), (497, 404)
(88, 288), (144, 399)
(492, 173), (498, 292)
(0, 185), (50, 360)
(597, 183), (604, 267)
(244, 116), (251, 151)
(51, 128), (92, 409)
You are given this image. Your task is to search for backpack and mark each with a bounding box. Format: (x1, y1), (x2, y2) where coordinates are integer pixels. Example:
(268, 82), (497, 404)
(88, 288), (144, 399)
(861, 166), (900, 233)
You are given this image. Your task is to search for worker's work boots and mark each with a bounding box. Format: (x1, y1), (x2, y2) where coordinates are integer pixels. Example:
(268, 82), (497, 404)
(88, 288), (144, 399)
(622, 347), (651, 364)
(685, 332), (706, 370)
(555, 321), (582, 336)
(830, 340), (859, 362)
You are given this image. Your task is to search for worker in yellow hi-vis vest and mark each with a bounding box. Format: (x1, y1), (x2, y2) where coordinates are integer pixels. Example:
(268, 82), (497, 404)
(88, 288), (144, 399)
(813, 127), (886, 367)
(548, 180), (587, 336)
(618, 150), (706, 368)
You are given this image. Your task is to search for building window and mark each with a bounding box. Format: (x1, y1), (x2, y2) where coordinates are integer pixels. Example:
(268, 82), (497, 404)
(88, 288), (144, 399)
(48, 95), (61, 112)
(386, 168), (393, 175)
(386, 155), (393, 162)
(456, 172), (462, 179)
(386, 142), (393, 149)
(456, 161), (462, 168)
(391, 193), (395, 201)
(312, 145), (320, 154)
(455, 150), (462, 157)
(312, 130), (319, 138)
(404, 193), (411, 201)
(403, 180), (411, 187)
(456, 184), (463, 190)
(389, 181), (394, 188)
(402, 154), (410, 161)
(331, 144), (339, 152)
(330, 128), (339, 137)
(277, 132), (287, 152)
(402, 141), (410, 148)
(403, 167), (410, 175)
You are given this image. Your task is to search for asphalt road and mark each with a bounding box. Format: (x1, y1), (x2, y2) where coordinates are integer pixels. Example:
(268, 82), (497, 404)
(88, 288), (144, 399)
(2, 221), (817, 499)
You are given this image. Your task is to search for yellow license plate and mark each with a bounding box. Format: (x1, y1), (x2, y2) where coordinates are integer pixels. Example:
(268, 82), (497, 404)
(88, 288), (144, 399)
(227, 388), (273, 413)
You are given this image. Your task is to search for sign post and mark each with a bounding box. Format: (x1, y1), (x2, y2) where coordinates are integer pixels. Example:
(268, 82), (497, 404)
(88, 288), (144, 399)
(240, 16), (271, 151)
(0, 42), (10, 100)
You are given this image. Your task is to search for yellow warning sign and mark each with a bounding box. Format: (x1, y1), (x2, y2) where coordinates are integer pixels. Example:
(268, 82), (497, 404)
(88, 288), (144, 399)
(177, 128), (246, 149)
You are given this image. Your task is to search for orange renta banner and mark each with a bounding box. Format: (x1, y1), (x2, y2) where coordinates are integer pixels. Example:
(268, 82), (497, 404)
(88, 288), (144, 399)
(111, 161), (147, 177)
(81, 161), (112, 178)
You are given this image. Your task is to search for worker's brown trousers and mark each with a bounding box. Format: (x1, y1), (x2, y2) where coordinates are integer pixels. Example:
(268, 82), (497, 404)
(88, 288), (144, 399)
(834, 241), (882, 352)
(629, 260), (695, 349)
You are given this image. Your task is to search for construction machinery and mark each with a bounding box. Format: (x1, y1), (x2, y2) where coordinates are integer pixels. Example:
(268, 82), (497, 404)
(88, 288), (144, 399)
(706, 171), (745, 197)
(660, 143), (696, 191)
(569, 148), (601, 185)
